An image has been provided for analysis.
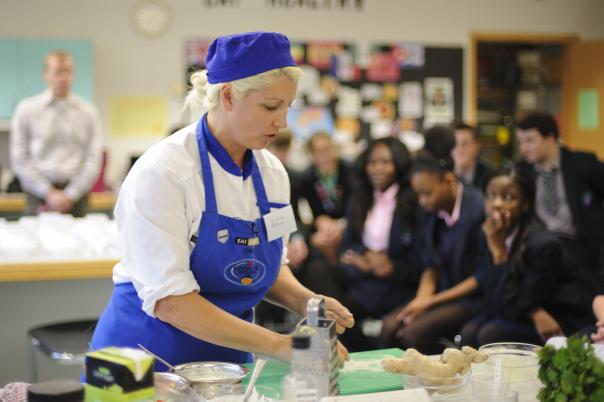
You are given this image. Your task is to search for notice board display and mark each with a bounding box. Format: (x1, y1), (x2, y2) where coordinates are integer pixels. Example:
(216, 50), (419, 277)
(185, 39), (462, 146)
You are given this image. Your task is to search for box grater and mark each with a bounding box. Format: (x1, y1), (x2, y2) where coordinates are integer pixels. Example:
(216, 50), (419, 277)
(296, 296), (340, 399)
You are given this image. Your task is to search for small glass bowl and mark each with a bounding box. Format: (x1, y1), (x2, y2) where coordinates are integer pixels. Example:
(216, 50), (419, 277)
(402, 369), (471, 397)
(478, 342), (541, 368)
(477, 343), (542, 402)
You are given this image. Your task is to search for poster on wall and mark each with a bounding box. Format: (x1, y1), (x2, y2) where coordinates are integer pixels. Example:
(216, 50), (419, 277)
(184, 38), (462, 149)
(392, 43), (425, 68)
(399, 81), (423, 119)
(424, 77), (454, 127)
(287, 107), (335, 141)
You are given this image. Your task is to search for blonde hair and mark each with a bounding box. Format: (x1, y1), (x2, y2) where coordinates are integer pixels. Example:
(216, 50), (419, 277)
(184, 66), (301, 114)
(44, 50), (73, 68)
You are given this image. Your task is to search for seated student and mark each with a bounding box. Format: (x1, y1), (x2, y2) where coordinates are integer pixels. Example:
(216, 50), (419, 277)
(380, 149), (491, 355)
(309, 137), (420, 351)
(515, 111), (604, 291)
(298, 131), (352, 265)
(452, 122), (495, 192)
(461, 170), (595, 347)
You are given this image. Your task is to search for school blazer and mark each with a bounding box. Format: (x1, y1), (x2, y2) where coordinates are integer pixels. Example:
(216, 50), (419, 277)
(517, 147), (604, 270)
(298, 160), (353, 222)
(495, 225), (596, 334)
(339, 191), (421, 314)
(472, 158), (495, 192)
(417, 185), (491, 294)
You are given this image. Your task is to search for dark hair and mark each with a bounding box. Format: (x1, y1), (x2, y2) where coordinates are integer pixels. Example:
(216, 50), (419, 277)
(423, 125), (455, 159)
(411, 149), (454, 176)
(349, 137), (416, 235)
(486, 168), (539, 274)
(411, 124), (456, 176)
(452, 121), (478, 139)
(306, 131), (332, 153)
(516, 111), (559, 139)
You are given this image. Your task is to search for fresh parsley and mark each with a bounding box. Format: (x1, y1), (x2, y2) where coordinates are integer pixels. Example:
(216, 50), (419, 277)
(538, 336), (604, 401)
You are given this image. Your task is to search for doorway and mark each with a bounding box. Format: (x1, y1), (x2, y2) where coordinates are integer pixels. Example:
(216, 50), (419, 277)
(469, 33), (577, 165)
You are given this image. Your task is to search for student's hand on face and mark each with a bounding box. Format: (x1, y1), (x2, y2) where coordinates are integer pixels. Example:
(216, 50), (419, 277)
(531, 309), (564, 342)
(482, 211), (511, 263)
(396, 297), (433, 325)
(483, 210), (511, 238)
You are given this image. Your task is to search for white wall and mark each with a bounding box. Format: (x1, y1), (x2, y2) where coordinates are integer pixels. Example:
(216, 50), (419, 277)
(1, 0), (604, 187)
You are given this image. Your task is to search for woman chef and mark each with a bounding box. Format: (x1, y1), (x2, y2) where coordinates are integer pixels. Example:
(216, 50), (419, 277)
(89, 31), (354, 369)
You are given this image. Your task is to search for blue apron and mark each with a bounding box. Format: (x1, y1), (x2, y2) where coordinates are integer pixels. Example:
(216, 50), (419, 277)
(90, 115), (283, 370)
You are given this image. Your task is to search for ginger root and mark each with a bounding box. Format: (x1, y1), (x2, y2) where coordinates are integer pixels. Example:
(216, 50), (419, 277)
(382, 346), (488, 379)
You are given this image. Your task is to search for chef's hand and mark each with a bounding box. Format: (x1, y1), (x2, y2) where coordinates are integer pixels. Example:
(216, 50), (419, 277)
(336, 340), (349, 368)
(323, 295), (355, 334)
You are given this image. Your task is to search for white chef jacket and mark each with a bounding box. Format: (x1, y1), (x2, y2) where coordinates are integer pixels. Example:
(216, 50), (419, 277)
(112, 124), (291, 317)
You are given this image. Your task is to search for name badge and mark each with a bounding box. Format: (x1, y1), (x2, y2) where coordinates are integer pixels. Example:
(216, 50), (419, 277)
(263, 205), (297, 242)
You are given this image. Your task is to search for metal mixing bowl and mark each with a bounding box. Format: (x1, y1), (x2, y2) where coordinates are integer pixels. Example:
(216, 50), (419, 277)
(172, 361), (249, 400)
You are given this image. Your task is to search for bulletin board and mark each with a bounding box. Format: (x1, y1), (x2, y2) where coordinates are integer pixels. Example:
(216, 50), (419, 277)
(0, 39), (93, 119)
(185, 39), (462, 145)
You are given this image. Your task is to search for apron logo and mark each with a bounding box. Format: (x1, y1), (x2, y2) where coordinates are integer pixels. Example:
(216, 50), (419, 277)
(224, 258), (267, 286)
(217, 229), (229, 244)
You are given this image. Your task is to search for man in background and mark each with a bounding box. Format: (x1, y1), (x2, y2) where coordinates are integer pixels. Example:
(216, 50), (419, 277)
(516, 111), (604, 291)
(451, 122), (494, 191)
(10, 50), (102, 217)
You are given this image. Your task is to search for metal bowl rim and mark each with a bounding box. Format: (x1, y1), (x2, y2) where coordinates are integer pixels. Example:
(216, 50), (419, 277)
(172, 361), (249, 383)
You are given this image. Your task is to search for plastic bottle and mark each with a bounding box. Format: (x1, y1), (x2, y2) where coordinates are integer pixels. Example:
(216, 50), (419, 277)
(282, 335), (319, 402)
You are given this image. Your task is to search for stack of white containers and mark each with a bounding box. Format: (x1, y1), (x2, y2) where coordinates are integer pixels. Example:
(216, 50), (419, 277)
(0, 212), (120, 262)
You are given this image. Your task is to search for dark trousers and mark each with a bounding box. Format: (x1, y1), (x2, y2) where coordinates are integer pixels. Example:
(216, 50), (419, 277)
(461, 315), (542, 348)
(557, 234), (603, 292)
(380, 301), (473, 355)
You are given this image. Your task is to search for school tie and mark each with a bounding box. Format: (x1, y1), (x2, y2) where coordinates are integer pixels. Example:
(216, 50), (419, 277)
(540, 169), (559, 215)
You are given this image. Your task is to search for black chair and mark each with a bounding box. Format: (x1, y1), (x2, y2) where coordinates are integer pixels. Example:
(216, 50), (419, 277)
(27, 319), (97, 382)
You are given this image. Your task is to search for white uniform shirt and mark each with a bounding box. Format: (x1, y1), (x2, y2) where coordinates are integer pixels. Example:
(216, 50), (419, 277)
(112, 124), (291, 317)
(10, 90), (103, 200)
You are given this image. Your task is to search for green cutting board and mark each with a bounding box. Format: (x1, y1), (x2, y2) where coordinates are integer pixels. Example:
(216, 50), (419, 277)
(244, 348), (404, 396)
